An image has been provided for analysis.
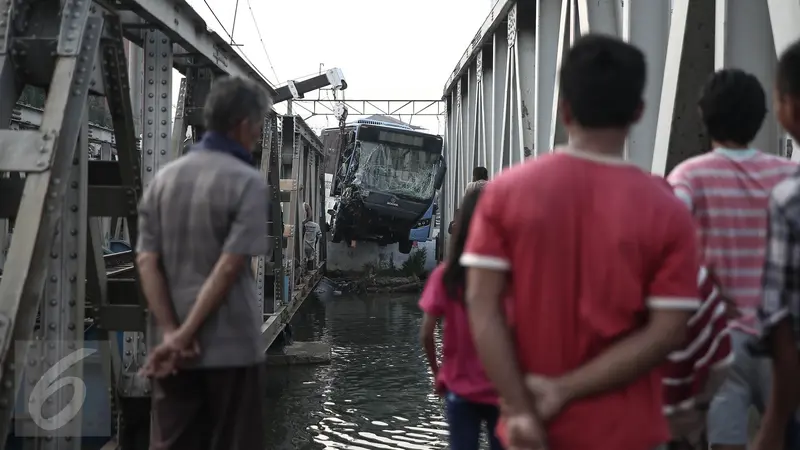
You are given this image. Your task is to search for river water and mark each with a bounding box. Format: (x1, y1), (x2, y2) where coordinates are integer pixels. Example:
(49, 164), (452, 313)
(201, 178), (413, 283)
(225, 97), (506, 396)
(263, 293), (451, 450)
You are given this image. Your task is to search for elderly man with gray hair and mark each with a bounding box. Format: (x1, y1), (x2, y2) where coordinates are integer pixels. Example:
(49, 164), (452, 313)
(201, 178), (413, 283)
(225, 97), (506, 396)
(136, 76), (272, 450)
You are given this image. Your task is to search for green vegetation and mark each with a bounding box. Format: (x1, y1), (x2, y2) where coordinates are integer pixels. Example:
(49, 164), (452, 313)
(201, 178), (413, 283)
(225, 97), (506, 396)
(361, 247), (428, 278)
(400, 248), (427, 277)
(19, 85), (113, 128)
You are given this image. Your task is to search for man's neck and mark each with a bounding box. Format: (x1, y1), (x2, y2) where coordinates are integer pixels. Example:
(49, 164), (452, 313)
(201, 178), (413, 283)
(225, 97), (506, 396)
(567, 129), (627, 158)
(712, 140), (749, 150)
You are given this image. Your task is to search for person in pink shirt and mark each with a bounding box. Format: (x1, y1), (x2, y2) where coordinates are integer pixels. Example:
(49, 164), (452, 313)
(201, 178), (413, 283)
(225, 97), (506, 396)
(419, 187), (502, 450)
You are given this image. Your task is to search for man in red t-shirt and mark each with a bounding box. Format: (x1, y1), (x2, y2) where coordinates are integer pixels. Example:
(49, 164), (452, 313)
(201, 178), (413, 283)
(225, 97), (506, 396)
(461, 34), (700, 450)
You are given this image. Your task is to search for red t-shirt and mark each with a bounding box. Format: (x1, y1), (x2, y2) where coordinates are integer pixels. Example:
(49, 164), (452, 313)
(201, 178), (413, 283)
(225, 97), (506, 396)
(418, 264), (498, 405)
(461, 149), (700, 450)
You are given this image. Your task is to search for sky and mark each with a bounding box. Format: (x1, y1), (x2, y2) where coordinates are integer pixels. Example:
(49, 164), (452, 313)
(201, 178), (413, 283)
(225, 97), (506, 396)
(172, 0), (492, 135)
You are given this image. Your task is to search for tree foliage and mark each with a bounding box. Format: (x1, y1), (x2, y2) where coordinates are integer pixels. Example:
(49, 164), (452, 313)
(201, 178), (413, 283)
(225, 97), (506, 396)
(19, 85), (113, 128)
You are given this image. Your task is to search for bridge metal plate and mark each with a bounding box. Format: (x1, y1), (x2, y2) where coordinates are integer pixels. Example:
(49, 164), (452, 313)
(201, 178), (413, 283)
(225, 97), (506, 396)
(57, 0), (92, 56)
(0, 130), (53, 172)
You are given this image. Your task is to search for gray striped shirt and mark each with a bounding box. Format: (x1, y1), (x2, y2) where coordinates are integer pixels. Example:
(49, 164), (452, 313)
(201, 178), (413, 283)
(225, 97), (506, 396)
(137, 149), (270, 368)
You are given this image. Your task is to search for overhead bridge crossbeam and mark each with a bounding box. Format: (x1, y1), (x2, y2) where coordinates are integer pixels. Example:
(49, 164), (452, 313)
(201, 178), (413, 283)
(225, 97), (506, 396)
(439, 0), (800, 250)
(0, 0), (343, 449)
(291, 99), (445, 120)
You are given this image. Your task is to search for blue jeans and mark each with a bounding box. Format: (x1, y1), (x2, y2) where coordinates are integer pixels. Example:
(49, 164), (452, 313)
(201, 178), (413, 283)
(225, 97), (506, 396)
(786, 416), (800, 449)
(445, 392), (504, 450)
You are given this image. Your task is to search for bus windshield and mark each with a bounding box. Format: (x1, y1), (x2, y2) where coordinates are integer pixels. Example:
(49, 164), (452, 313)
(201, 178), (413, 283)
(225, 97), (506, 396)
(355, 140), (440, 201)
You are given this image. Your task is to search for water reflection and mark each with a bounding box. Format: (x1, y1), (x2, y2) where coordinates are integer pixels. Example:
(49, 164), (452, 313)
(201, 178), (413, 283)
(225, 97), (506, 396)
(263, 293), (448, 450)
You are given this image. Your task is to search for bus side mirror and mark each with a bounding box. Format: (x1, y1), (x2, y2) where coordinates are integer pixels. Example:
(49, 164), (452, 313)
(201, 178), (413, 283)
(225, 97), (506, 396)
(433, 160), (447, 190)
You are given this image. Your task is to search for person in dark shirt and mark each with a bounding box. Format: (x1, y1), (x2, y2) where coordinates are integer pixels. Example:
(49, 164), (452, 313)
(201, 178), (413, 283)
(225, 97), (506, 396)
(753, 38), (800, 450)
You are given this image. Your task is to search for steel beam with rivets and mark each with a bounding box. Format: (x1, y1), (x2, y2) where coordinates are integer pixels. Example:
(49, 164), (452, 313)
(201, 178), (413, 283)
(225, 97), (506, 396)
(441, 0), (800, 258)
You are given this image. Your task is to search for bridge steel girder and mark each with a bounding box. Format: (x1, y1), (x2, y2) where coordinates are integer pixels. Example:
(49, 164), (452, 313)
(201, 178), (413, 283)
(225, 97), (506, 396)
(441, 0), (800, 255)
(289, 99), (445, 122)
(0, 1), (336, 449)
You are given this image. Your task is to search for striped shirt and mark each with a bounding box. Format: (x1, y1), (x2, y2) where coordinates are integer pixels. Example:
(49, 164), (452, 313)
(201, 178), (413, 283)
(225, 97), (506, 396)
(663, 266), (733, 415)
(668, 148), (798, 334)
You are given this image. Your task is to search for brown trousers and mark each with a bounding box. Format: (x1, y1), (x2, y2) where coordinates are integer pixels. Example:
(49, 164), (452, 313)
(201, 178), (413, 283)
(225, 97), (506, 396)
(150, 365), (265, 450)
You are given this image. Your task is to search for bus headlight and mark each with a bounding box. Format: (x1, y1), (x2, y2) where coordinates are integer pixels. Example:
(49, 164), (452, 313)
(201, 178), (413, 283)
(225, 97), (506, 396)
(414, 218), (431, 228)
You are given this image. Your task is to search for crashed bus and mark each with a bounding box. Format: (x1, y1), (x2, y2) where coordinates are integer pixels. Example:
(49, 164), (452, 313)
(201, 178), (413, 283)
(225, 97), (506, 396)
(321, 119), (446, 254)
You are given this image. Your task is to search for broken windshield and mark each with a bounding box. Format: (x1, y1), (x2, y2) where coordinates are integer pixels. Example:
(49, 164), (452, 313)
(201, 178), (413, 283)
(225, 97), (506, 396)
(354, 141), (440, 201)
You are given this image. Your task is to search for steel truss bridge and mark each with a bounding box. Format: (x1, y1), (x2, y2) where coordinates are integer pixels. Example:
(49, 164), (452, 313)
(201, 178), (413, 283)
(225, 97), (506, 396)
(5, 0), (800, 449)
(0, 0), (343, 448)
(439, 0), (800, 254)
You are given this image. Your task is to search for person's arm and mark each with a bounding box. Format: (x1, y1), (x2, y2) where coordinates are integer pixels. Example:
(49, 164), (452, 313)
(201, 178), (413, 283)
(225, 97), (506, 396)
(693, 268), (734, 405)
(665, 165), (694, 212)
(177, 178), (271, 340)
(459, 184), (534, 416)
(418, 267), (446, 378)
(137, 253), (178, 331)
(754, 196), (800, 450)
(419, 313), (439, 377)
(465, 267), (533, 414)
(135, 182), (179, 332)
(554, 206), (699, 404)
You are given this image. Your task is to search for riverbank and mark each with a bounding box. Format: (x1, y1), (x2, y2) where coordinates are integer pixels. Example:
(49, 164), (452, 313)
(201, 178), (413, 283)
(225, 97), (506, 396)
(327, 270), (425, 294)
(326, 246), (430, 294)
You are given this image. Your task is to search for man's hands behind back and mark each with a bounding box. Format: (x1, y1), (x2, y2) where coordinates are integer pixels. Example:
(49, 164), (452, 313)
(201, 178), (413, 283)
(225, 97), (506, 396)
(139, 329), (200, 379)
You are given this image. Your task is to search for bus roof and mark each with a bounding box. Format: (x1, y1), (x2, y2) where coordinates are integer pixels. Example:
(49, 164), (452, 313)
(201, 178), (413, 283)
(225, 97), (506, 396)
(319, 120), (441, 138)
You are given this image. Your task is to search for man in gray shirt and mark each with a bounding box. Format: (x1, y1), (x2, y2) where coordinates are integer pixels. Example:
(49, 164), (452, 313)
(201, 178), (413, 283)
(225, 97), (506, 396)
(136, 76), (271, 450)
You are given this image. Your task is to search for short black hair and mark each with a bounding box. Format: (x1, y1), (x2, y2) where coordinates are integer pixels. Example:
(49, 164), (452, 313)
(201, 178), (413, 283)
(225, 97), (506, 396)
(473, 166), (488, 181)
(778, 39), (800, 98)
(559, 34), (646, 128)
(203, 76), (272, 133)
(698, 69), (766, 145)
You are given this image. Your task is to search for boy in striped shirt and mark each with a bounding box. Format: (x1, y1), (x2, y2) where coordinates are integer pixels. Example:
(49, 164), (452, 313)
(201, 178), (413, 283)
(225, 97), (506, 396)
(667, 68), (798, 450)
(662, 266), (733, 449)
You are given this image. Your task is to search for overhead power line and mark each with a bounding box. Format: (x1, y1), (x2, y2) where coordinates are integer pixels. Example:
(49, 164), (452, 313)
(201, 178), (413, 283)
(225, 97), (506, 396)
(244, 0), (281, 84)
(201, 0), (276, 86)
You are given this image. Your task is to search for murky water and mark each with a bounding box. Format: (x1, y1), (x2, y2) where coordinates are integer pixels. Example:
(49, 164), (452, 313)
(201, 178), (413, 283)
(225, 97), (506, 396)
(263, 293), (449, 450)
